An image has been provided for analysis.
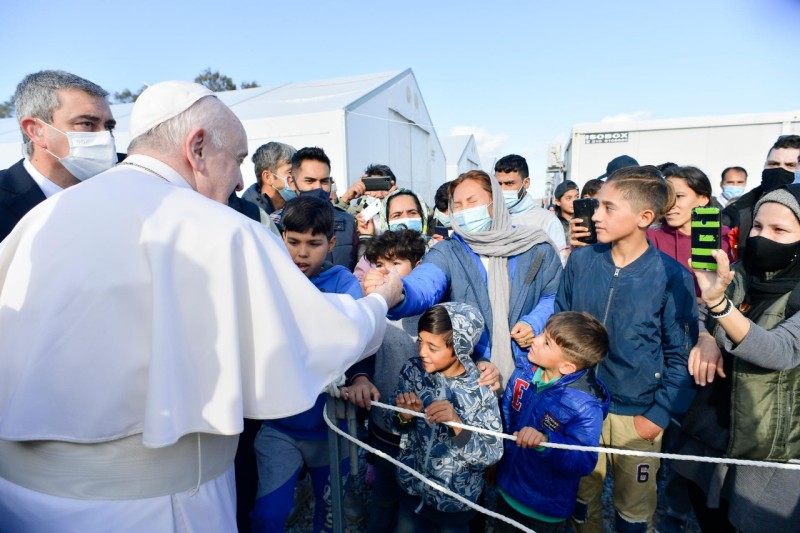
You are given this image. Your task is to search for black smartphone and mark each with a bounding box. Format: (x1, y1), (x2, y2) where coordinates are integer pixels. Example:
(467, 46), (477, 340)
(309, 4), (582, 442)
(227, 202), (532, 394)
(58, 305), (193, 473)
(572, 198), (599, 244)
(362, 176), (393, 191)
(433, 225), (449, 238)
(691, 206), (721, 270)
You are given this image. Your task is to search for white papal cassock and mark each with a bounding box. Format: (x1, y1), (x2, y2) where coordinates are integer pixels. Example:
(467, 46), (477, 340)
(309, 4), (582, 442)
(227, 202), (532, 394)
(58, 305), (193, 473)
(0, 155), (388, 531)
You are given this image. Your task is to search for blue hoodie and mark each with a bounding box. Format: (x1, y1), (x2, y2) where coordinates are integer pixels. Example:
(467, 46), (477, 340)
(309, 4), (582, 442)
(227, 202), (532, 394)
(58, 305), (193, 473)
(264, 262), (362, 440)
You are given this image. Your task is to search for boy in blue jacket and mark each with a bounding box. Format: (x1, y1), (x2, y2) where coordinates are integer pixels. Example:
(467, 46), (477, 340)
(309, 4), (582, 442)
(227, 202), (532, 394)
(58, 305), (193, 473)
(556, 166), (698, 533)
(252, 195), (363, 532)
(496, 311), (609, 533)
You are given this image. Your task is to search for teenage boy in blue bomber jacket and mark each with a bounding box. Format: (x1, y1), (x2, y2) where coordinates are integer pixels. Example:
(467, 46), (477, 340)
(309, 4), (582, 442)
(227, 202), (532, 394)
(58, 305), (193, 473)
(555, 166), (698, 533)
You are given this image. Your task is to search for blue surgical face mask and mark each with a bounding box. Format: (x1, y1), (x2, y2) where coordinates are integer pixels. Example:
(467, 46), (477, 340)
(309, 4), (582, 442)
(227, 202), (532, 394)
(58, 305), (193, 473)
(721, 185), (745, 201)
(389, 217), (423, 233)
(795, 168), (800, 185)
(454, 202), (493, 233)
(434, 209), (451, 228)
(502, 188), (523, 209)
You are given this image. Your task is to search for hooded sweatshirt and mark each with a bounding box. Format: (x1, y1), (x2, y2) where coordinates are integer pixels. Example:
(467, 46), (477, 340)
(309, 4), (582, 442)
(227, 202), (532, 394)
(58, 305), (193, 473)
(388, 302), (503, 513)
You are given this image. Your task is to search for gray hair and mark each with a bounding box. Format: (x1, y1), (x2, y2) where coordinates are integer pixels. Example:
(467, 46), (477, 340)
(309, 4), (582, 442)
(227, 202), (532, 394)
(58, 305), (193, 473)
(251, 142), (297, 187)
(127, 96), (231, 156)
(14, 70), (109, 155)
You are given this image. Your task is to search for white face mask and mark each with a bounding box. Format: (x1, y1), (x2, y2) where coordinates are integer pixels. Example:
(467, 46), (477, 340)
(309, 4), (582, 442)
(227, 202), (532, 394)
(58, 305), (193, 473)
(40, 120), (117, 181)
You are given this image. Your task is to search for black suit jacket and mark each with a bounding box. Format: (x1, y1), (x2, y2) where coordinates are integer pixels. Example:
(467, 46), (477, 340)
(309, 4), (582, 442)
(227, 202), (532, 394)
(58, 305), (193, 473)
(0, 159), (47, 242)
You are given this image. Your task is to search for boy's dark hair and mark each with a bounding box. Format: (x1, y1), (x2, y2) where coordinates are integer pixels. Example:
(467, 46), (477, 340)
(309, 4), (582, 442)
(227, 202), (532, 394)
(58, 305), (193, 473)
(721, 166), (748, 181)
(418, 304), (454, 348)
(281, 195), (335, 238)
(434, 181), (451, 212)
(664, 165), (713, 200)
(545, 312), (608, 370)
(365, 163), (397, 183)
(656, 162), (679, 174)
(291, 146), (331, 173)
(772, 134), (800, 152)
(605, 165), (674, 221)
(580, 178), (603, 198)
(365, 229), (426, 265)
(494, 154), (529, 179)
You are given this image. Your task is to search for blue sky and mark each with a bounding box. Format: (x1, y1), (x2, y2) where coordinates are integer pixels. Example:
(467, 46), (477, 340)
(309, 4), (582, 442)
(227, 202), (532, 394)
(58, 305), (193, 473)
(2, 0), (797, 191)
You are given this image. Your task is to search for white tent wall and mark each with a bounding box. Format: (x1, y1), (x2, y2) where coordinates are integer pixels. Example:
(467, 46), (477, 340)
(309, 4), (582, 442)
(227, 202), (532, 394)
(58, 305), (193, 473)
(345, 70), (445, 205)
(238, 110), (345, 190)
(441, 135), (481, 181)
(564, 111), (800, 198)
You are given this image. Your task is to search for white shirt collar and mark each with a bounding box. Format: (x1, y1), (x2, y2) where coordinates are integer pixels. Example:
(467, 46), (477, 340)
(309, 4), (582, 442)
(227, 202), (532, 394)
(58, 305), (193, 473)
(119, 154), (194, 190)
(23, 158), (63, 199)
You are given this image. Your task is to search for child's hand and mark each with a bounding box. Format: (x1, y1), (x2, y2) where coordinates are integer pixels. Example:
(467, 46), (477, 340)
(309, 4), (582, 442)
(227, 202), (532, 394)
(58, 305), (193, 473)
(396, 392), (423, 421)
(426, 400), (464, 435)
(425, 400), (462, 425)
(514, 426), (548, 448)
(688, 331), (726, 386)
(362, 267), (388, 296)
(342, 376), (380, 409)
(569, 218), (590, 248)
(476, 360), (501, 392)
(633, 415), (663, 442)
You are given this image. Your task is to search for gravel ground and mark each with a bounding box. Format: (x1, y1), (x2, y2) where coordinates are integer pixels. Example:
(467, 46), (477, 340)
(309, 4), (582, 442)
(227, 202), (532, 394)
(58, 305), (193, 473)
(285, 446), (702, 533)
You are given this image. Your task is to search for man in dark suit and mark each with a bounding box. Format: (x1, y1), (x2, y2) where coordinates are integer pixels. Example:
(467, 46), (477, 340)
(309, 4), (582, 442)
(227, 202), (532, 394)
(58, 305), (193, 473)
(0, 70), (116, 241)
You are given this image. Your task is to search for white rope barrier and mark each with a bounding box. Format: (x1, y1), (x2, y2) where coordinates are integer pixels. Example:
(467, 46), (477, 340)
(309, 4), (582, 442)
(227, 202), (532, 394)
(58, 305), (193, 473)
(321, 405), (537, 533)
(369, 400), (800, 471)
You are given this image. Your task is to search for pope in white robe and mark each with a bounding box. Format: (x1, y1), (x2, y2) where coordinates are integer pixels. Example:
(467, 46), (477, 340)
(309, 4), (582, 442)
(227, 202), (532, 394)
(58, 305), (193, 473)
(0, 81), (400, 532)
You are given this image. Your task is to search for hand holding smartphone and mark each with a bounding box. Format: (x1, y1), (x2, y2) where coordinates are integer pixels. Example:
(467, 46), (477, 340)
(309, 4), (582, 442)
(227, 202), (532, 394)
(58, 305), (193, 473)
(691, 207), (721, 270)
(362, 176), (393, 192)
(572, 198), (599, 244)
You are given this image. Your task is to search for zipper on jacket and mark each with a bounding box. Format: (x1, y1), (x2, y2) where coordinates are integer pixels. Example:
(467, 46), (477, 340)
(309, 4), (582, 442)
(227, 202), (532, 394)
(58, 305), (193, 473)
(602, 268), (621, 325)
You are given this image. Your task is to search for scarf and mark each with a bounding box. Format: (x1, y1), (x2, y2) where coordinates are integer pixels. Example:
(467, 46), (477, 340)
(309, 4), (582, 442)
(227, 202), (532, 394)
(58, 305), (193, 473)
(449, 175), (550, 386)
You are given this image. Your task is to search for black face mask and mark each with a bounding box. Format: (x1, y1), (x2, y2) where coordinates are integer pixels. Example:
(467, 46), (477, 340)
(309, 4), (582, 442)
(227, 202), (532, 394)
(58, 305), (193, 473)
(744, 235), (800, 274)
(761, 167), (795, 193)
(298, 187), (330, 203)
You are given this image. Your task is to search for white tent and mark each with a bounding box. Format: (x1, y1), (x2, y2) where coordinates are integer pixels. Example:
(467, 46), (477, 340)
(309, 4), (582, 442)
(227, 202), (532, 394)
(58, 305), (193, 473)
(0, 69), (447, 203)
(440, 134), (481, 181)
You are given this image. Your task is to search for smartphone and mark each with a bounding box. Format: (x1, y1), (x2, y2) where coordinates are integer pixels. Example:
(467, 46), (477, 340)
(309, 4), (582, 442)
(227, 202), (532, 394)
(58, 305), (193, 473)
(691, 206), (721, 270)
(572, 198), (599, 244)
(433, 225), (450, 238)
(362, 176), (393, 191)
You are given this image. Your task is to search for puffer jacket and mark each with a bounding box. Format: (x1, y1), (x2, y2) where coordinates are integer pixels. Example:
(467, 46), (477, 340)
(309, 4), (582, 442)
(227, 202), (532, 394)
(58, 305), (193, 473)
(555, 243), (698, 429)
(389, 234), (561, 368)
(388, 302), (503, 512)
(721, 263), (800, 461)
(497, 365), (609, 519)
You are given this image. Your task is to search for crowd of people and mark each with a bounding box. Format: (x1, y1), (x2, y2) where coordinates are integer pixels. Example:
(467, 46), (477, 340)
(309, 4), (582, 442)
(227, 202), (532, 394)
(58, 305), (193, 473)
(0, 70), (799, 533)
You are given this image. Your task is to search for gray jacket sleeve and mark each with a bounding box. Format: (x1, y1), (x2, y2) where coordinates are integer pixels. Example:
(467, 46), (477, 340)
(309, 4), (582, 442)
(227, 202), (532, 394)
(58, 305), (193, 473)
(722, 311), (800, 371)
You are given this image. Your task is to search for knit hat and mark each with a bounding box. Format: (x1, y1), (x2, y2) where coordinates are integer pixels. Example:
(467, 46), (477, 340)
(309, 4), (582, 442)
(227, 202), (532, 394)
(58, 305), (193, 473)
(129, 81), (215, 141)
(754, 184), (800, 223)
(554, 180), (579, 200)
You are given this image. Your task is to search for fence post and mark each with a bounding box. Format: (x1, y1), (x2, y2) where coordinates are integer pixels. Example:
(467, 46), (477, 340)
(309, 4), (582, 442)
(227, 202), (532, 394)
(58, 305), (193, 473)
(326, 395), (344, 533)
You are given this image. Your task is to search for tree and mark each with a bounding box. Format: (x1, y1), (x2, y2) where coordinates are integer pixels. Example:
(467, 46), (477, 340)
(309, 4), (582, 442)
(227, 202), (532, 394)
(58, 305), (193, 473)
(0, 96), (14, 118)
(113, 86), (146, 104)
(113, 70), (259, 105)
(194, 68), (236, 92)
